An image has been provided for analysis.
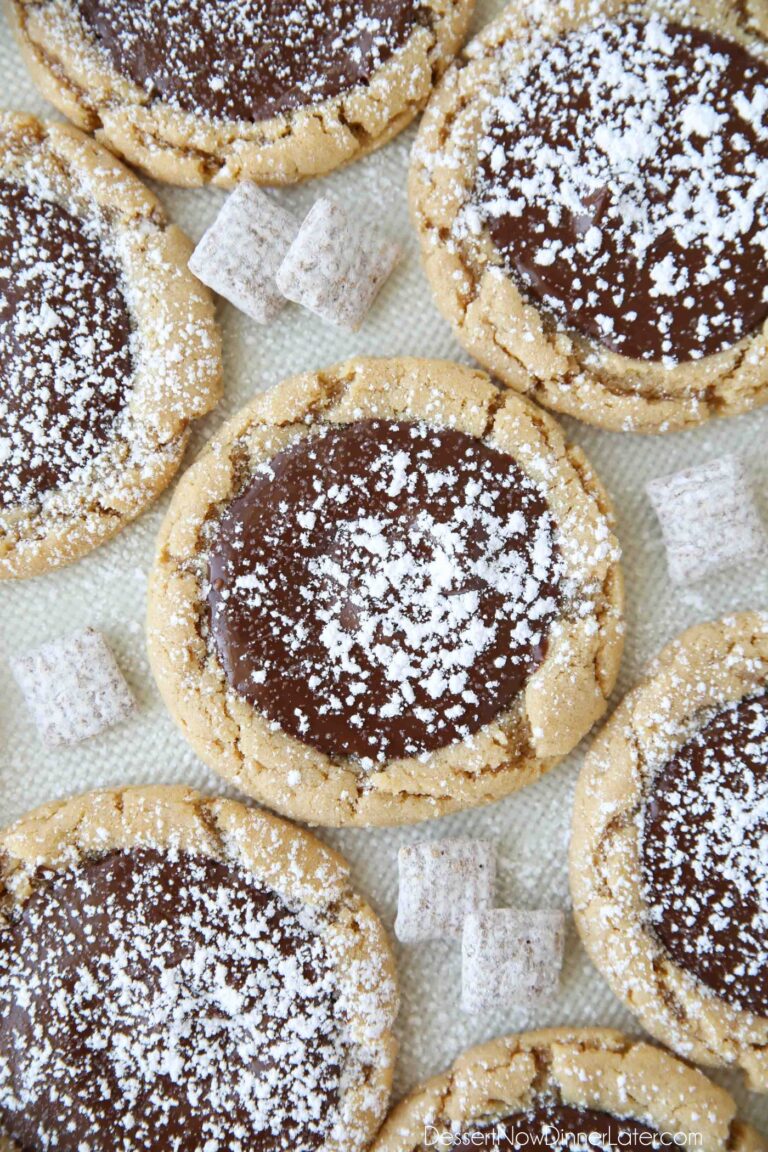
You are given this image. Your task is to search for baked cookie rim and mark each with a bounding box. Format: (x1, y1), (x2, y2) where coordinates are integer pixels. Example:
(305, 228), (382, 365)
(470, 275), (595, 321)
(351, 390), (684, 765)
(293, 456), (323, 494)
(5, 0), (476, 186)
(146, 355), (624, 828)
(368, 1026), (765, 1152)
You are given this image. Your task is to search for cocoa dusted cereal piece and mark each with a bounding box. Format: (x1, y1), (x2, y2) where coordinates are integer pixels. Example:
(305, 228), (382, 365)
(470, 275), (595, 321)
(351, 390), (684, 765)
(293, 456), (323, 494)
(646, 455), (765, 585)
(188, 184), (300, 323)
(11, 628), (136, 746)
(461, 908), (565, 1014)
(276, 197), (400, 330)
(395, 839), (496, 943)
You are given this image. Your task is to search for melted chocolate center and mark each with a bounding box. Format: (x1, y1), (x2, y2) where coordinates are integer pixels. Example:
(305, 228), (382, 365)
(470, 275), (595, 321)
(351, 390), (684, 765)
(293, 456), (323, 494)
(642, 690), (768, 1016)
(0, 848), (343, 1151)
(0, 181), (134, 508)
(473, 16), (768, 363)
(457, 1103), (663, 1148)
(75, 0), (425, 122)
(207, 420), (562, 763)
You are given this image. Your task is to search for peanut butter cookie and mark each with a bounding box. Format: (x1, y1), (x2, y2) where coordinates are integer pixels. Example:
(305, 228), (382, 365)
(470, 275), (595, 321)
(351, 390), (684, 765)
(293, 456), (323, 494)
(571, 613), (768, 1092)
(147, 356), (623, 826)
(410, 0), (768, 432)
(371, 1027), (766, 1151)
(0, 113), (221, 578)
(0, 784), (398, 1151)
(7, 0), (475, 186)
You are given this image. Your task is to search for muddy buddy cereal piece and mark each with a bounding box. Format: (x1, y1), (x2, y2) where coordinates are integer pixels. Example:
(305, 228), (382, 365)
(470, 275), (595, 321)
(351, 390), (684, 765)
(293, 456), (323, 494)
(11, 628), (136, 746)
(462, 908), (565, 1014)
(395, 839), (496, 943)
(189, 184), (300, 323)
(646, 456), (765, 585)
(276, 198), (400, 330)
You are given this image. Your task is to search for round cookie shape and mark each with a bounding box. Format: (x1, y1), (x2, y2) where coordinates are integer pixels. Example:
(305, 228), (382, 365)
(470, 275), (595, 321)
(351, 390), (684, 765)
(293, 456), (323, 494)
(147, 356), (623, 827)
(570, 613), (768, 1092)
(7, 0), (476, 187)
(410, 0), (768, 433)
(0, 784), (398, 1152)
(0, 113), (221, 579)
(369, 1027), (765, 1152)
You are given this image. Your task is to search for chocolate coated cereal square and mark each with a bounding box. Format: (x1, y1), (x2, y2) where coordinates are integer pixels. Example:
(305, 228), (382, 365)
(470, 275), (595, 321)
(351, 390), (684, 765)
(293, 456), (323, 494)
(12, 628), (136, 746)
(189, 184), (300, 323)
(276, 197), (399, 330)
(396, 839), (496, 943)
(462, 908), (565, 1014)
(647, 456), (765, 585)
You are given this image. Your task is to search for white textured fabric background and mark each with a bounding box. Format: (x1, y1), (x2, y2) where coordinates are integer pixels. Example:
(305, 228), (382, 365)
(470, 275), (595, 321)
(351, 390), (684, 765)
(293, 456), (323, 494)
(1, 1), (767, 1135)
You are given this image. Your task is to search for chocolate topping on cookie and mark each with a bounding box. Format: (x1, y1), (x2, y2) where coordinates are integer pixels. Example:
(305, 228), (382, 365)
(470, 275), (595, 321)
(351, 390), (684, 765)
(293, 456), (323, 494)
(459, 1103), (661, 1148)
(471, 16), (768, 363)
(642, 690), (768, 1016)
(0, 848), (345, 1151)
(0, 180), (134, 508)
(207, 419), (563, 762)
(75, 0), (425, 122)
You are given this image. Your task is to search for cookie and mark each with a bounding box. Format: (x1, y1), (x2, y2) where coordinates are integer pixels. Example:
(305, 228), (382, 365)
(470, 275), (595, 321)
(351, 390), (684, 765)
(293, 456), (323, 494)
(0, 784), (398, 1151)
(147, 356), (623, 827)
(410, 0), (768, 433)
(0, 113), (221, 579)
(7, 0), (476, 188)
(370, 1028), (765, 1152)
(570, 613), (768, 1092)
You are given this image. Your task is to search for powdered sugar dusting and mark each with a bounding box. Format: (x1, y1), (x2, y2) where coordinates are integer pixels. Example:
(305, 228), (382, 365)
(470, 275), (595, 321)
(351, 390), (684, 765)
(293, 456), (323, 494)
(74, 0), (427, 122)
(206, 419), (564, 764)
(465, 13), (768, 363)
(0, 848), (349, 1150)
